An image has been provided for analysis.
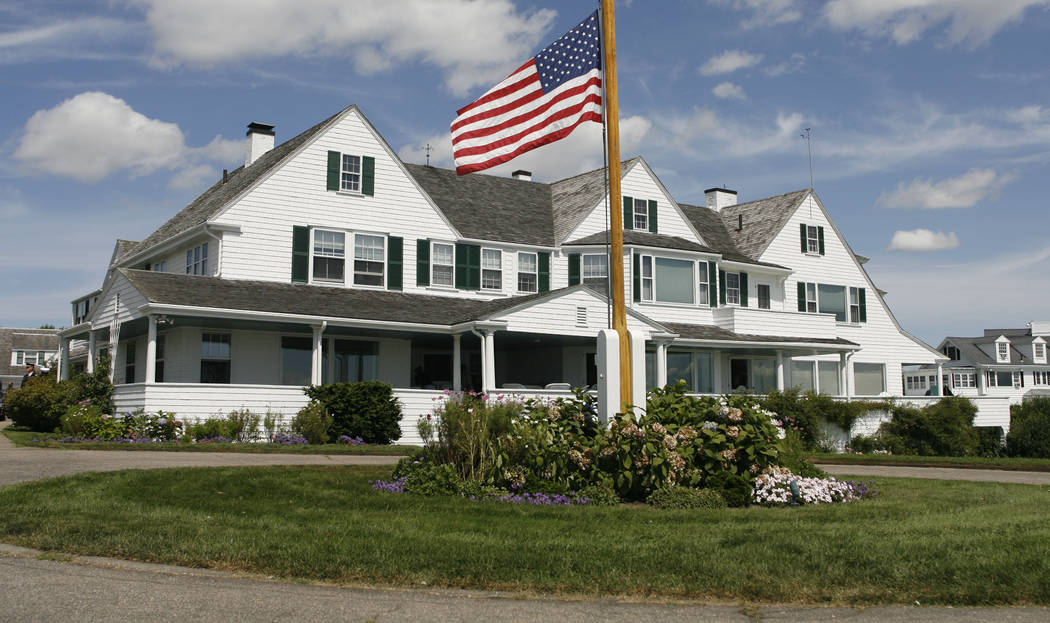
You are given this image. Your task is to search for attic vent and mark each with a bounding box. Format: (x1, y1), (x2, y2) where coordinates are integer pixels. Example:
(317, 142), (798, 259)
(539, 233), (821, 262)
(576, 306), (588, 327)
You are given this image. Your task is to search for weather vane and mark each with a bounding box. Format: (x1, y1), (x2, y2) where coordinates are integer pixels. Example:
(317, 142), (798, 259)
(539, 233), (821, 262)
(424, 143), (433, 166)
(800, 128), (813, 189)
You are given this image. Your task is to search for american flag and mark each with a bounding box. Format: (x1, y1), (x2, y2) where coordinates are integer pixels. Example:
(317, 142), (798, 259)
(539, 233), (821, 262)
(451, 10), (603, 176)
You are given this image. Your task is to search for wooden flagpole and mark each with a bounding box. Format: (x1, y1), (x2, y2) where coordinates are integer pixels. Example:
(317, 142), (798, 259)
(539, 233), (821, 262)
(600, 0), (632, 410)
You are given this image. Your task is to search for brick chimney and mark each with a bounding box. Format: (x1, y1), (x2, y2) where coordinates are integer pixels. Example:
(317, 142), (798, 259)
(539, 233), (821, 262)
(705, 187), (737, 212)
(245, 122), (275, 167)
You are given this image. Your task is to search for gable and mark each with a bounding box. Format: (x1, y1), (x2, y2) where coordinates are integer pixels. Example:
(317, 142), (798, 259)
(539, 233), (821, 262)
(484, 286), (667, 338)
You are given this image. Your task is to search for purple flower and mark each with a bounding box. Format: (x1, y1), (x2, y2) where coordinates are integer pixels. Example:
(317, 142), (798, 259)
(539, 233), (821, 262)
(338, 434), (365, 445)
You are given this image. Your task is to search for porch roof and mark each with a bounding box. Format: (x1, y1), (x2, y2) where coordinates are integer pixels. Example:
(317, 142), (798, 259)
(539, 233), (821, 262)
(662, 322), (858, 350)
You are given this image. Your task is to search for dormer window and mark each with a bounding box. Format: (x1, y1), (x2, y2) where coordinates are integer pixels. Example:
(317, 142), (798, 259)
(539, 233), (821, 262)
(623, 195), (657, 233)
(996, 340), (1010, 363)
(1034, 340), (1046, 363)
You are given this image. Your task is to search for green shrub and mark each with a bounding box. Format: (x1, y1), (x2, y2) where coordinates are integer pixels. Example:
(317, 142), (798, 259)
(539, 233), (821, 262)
(577, 484), (620, 506)
(402, 462), (462, 496)
(224, 408), (262, 443)
(61, 402), (103, 437)
(187, 417), (233, 441)
(848, 434), (882, 454)
(292, 402), (331, 444)
(778, 429), (827, 478)
(305, 381), (402, 444)
(263, 410), (284, 441)
(4, 377), (77, 431)
(974, 426), (1005, 458)
(760, 388), (886, 451)
(705, 471), (752, 507)
(646, 485), (726, 510)
(1007, 398), (1050, 458)
(878, 397), (980, 456)
(426, 392), (521, 482)
(71, 354), (114, 414)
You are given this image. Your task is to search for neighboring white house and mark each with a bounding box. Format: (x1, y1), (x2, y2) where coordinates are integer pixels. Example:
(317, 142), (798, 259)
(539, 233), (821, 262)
(902, 323), (1050, 406)
(58, 104), (970, 441)
(1, 327), (60, 388)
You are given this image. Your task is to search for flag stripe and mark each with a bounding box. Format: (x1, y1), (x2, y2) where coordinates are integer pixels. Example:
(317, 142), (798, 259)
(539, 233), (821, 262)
(453, 93), (602, 159)
(454, 61), (536, 118)
(455, 111), (603, 175)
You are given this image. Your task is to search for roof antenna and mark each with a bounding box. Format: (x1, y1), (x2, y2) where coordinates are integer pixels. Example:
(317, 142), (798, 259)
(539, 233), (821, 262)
(222, 169), (228, 184)
(800, 127), (813, 189)
(424, 143), (433, 167)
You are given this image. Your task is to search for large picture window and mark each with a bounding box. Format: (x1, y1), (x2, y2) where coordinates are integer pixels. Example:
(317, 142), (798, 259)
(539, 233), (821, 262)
(331, 340), (378, 383)
(666, 351), (714, 393)
(639, 255), (695, 304)
(818, 284), (846, 322)
(853, 362), (885, 396)
(200, 333), (231, 384)
(281, 337), (312, 386)
(353, 234), (385, 286)
(313, 230), (345, 282)
(818, 361), (840, 395)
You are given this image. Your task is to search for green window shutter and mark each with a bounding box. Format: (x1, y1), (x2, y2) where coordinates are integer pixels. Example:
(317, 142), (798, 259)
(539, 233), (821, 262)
(455, 243), (469, 289)
(538, 252), (550, 292)
(648, 199), (658, 233)
(623, 195), (633, 231)
(818, 226), (825, 255)
(739, 272), (749, 307)
(387, 236), (403, 290)
(362, 156), (375, 196)
(859, 288), (867, 322)
(567, 253), (581, 286)
(416, 239), (430, 287)
(708, 262), (718, 307)
(469, 245), (481, 290)
(632, 252), (641, 302)
(292, 226), (310, 284)
(797, 282), (807, 312)
(719, 270), (727, 305)
(800, 223), (808, 253)
(326, 151), (341, 191)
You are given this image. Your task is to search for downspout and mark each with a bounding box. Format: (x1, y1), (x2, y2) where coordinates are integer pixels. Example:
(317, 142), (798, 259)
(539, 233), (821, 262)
(204, 225), (223, 278)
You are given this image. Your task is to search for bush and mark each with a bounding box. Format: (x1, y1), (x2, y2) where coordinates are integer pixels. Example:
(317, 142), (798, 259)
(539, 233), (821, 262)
(5, 377), (77, 431)
(646, 486), (726, 510)
(186, 417), (233, 441)
(705, 471), (752, 508)
(292, 402), (332, 444)
(974, 426), (1005, 458)
(778, 430), (827, 478)
(577, 483), (621, 507)
(878, 397), (980, 456)
(848, 434), (883, 454)
(422, 392), (521, 482)
(760, 388), (886, 451)
(305, 381), (402, 444)
(224, 408), (262, 443)
(1007, 398), (1050, 458)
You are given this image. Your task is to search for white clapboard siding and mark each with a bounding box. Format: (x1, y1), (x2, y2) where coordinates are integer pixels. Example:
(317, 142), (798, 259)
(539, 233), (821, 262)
(713, 306), (838, 338)
(92, 273), (148, 328)
(492, 288), (660, 336)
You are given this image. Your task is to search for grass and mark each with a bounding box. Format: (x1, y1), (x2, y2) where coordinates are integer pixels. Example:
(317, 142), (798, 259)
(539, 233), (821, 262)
(1, 429), (416, 455)
(1, 465), (1049, 605)
(808, 453), (1050, 472)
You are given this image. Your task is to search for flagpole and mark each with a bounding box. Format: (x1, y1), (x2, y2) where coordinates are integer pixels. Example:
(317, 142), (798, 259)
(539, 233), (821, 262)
(600, 0), (632, 411)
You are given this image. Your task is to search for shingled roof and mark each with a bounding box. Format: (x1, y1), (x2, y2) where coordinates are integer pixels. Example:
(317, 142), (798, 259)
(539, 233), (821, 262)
(550, 157), (642, 243)
(565, 230), (717, 253)
(663, 322), (857, 347)
(717, 189), (811, 260)
(122, 107), (350, 262)
(944, 333), (1038, 366)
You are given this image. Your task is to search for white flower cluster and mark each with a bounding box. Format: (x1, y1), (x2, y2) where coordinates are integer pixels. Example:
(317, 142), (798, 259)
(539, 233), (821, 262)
(752, 473), (859, 506)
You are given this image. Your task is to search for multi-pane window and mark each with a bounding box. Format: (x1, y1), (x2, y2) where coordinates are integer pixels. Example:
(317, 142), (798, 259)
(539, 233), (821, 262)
(200, 333), (231, 384)
(640, 256), (653, 300)
(341, 154), (361, 192)
(951, 372), (976, 388)
(517, 252), (537, 292)
(124, 342), (136, 384)
(757, 283), (771, 310)
(997, 342), (1009, 362)
(150, 261), (166, 272)
(431, 243), (454, 287)
(1013, 371), (1023, 388)
(943, 345), (961, 360)
(186, 243), (208, 275)
(12, 350), (56, 366)
(806, 225), (820, 253)
(1033, 371), (1050, 385)
(633, 198), (649, 231)
(313, 230), (345, 282)
(353, 234), (385, 286)
(986, 370), (1016, 387)
(1034, 343), (1046, 362)
(582, 254), (608, 289)
(725, 272), (741, 305)
(698, 261), (710, 305)
(849, 287), (861, 323)
(481, 249), (502, 290)
(74, 299), (90, 325)
(804, 283), (817, 312)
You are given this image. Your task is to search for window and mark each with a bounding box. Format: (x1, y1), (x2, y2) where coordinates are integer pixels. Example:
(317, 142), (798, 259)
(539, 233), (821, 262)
(791, 360), (815, 391)
(281, 337), (312, 386)
(341, 154), (361, 192)
(639, 255), (695, 304)
(997, 342), (1009, 362)
(951, 372), (976, 388)
(12, 350), (56, 366)
(943, 345), (961, 360)
(330, 339), (378, 383)
(729, 358), (775, 392)
(986, 371), (1015, 387)
(806, 225), (820, 253)
(633, 198), (649, 231)
(185, 243), (208, 275)
(698, 261), (710, 305)
(849, 287), (861, 323)
(155, 335), (165, 383)
(640, 255), (653, 300)
(481, 249), (502, 290)
(1033, 371), (1050, 385)
(150, 260), (166, 272)
(1013, 371), (1023, 389)
(1034, 342), (1046, 363)
(582, 254), (608, 289)
(818, 361), (841, 395)
(313, 230), (345, 282)
(517, 252), (537, 292)
(353, 234), (385, 287)
(725, 272), (740, 305)
(74, 299), (90, 325)
(431, 242), (454, 287)
(124, 342), (136, 384)
(666, 351), (714, 393)
(854, 363), (885, 396)
(200, 333), (231, 384)
(757, 283), (771, 310)
(804, 283), (817, 312)
(818, 284), (846, 322)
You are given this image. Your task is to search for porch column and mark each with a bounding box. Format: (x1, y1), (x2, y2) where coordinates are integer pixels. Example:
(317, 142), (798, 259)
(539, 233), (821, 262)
(311, 325), (324, 385)
(86, 330), (97, 374)
(840, 352), (850, 398)
(655, 341), (668, 388)
(936, 363), (944, 396)
(482, 329), (496, 392)
(58, 338), (71, 381)
(452, 333), (462, 391)
(775, 350), (785, 390)
(145, 315), (157, 384)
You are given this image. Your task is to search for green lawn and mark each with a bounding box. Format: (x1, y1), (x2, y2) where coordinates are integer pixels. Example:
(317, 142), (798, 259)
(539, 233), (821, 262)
(1, 429), (416, 455)
(1, 465), (1048, 605)
(808, 453), (1050, 472)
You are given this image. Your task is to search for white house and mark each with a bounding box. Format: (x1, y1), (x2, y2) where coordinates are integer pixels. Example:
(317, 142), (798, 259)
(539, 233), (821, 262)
(902, 323), (1050, 407)
(58, 104), (989, 442)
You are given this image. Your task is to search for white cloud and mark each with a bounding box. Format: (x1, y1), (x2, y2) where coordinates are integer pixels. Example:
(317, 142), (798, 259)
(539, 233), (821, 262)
(823, 0), (1050, 46)
(13, 92), (240, 185)
(877, 168), (1017, 209)
(709, 0), (803, 28)
(699, 50), (763, 76)
(764, 52), (807, 76)
(0, 17), (138, 64)
(664, 107), (805, 160)
(1006, 105), (1046, 124)
(130, 0), (557, 96)
(713, 82), (747, 100)
(887, 229), (960, 251)
(397, 115), (653, 181)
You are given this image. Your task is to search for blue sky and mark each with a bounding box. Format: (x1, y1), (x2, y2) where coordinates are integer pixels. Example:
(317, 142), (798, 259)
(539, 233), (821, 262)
(1, 0), (1048, 345)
